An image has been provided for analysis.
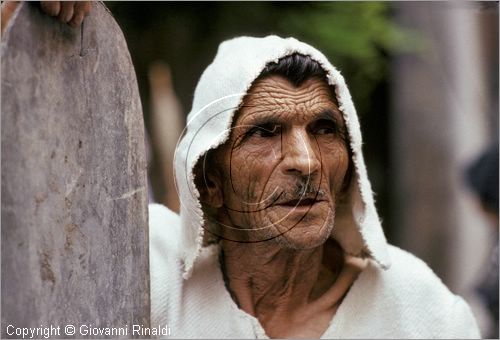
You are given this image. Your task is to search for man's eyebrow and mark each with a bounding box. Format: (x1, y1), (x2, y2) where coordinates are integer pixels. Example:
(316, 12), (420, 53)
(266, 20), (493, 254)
(239, 115), (283, 128)
(312, 109), (344, 126)
(237, 108), (344, 127)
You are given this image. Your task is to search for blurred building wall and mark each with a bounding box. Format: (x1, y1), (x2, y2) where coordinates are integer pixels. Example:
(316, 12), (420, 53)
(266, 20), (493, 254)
(391, 1), (497, 328)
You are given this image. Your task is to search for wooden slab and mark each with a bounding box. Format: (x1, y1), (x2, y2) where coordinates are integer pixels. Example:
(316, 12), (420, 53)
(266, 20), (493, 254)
(1, 3), (149, 337)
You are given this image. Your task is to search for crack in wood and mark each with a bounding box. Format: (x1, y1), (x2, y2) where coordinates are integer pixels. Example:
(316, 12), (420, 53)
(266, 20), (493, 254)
(108, 187), (146, 201)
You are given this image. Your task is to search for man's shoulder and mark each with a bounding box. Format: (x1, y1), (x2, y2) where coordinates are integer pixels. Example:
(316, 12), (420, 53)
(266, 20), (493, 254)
(358, 244), (480, 338)
(149, 203), (181, 228)
(149, 204), (185, 329)
(149, 203), (182, 260)
(385, 245), (449, 292)
(375, 245), (460, 306)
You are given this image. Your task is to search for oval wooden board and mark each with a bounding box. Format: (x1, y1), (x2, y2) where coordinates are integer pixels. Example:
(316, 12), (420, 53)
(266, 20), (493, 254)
(1, 3), (149, 337)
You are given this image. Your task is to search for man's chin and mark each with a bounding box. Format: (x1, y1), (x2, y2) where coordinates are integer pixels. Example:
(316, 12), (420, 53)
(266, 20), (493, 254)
(271, 218), (334, 250)
(265, 205), (335, 249)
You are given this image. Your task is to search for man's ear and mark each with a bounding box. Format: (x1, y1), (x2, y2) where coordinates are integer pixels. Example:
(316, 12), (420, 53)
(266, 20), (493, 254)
(195, 161), (223, 209)
(201, 171), (223, 208)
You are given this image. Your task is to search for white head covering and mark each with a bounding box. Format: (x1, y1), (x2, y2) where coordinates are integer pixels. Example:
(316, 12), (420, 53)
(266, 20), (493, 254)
(174, 35), (390, 279)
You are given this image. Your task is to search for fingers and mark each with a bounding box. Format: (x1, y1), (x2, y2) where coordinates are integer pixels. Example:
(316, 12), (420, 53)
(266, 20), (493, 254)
(40, 1), (61, 17)
(40, 1), (92, 28)
(1, 1), (20, 35)
(57, 1), (74, 23)
(68, 11), (83, 28)
(68, 1), (91, 28)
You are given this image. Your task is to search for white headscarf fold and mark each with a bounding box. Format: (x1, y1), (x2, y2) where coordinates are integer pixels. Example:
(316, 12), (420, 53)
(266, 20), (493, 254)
(174, 35), (390, 279)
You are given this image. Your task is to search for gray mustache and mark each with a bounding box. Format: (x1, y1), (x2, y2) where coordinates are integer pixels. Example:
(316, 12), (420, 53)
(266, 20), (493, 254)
(271, 181), (327, 204)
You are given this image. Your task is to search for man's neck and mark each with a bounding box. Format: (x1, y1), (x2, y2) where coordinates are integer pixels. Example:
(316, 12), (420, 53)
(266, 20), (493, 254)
(220, 239), (344, 329)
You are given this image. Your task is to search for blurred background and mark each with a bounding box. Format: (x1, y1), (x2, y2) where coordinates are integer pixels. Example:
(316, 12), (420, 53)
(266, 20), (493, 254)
(106, 1), (498, 336)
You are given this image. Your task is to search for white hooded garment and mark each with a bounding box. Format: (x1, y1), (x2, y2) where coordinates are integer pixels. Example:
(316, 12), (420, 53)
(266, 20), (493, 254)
(149, 35), (480, 338)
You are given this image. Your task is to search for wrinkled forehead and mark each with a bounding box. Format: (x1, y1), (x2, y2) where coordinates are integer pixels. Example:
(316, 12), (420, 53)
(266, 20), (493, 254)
(193, 53), (347, 163)
(233, 74), (343, 128)
(240, 75), (338, 119)
(198, 76), (348, 168)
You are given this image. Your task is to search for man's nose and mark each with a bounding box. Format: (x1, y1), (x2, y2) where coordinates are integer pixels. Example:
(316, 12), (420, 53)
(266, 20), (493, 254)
(281, 130), (320, 176)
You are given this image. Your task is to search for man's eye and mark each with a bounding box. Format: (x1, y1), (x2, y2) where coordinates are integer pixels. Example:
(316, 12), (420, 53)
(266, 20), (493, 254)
(247, 124), (281, 138)
(316, 127), (335, 135)
(313, 120), (337, 135)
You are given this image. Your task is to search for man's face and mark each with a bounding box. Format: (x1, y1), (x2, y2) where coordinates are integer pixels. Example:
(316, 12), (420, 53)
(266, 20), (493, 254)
(206, 75), (350, 249)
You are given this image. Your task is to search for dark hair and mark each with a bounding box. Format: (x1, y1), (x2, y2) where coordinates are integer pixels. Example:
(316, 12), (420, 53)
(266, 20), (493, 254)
(258, 53), (328, 87)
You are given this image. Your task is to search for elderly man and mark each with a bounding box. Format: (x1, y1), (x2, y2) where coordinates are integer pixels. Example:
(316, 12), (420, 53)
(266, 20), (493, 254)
(149, 36), (480, 338)
(5, 3), (480, 338)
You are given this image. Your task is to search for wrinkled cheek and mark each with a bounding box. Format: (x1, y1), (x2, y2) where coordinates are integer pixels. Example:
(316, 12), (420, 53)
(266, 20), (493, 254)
(324, 147), (349, 194)
(223, 172), (273, 233)
(221, 207), (279, 242)
(243, 208), (293, 241)
(243, 209), (276, 233)
(228, 152), (277, 207)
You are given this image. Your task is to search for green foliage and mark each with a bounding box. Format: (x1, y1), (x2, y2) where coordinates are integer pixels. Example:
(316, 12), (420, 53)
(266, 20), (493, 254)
(275, 2), (417, 114)
(107, 2), (418, 116)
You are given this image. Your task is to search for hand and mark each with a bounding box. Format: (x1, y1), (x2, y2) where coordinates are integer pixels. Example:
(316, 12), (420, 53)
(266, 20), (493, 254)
(1, 1), (20, 34)
(1, 1), (92, 35)
(40, 1), (92, 27)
